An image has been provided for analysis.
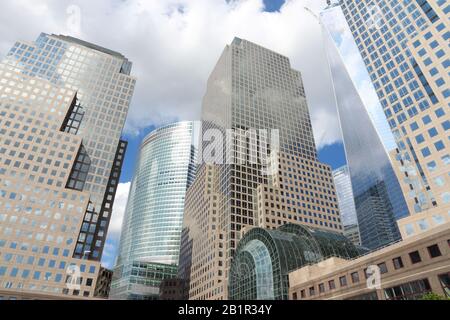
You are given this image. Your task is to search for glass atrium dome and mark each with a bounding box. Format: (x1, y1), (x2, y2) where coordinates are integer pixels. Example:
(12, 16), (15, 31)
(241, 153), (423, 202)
(228, 224), (367, 300)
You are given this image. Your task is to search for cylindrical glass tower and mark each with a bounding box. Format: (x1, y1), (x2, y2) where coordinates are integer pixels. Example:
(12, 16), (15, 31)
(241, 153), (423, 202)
(111, 121), (197, 300)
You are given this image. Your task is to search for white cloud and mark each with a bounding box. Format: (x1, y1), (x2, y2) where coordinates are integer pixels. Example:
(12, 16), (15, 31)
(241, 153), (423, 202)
(102, 182), (131, 269)
(109, 182), (131, 235)
(0, 0), (345, 149)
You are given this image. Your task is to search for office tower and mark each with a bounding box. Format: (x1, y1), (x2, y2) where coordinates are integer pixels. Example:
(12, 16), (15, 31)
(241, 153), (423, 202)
(333, 166), (360, 245)
(111, 122), (197, 300)
(332, 1), (450, 238)
(3, 33), (136, 261)
(178, 38), (343, 300)
(321, 7), (410, 249)
(0, 34), (135, 299)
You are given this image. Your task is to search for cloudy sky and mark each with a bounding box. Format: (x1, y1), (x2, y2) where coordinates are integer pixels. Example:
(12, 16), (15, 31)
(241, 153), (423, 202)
(1, 0), (375, 269)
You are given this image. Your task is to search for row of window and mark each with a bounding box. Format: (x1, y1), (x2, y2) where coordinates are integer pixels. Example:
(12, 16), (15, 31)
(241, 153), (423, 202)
(293, 240), (447, 299)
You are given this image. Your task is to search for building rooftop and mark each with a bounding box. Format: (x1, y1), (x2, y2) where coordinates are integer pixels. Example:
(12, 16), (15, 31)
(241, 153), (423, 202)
(52, 34), (127, 60)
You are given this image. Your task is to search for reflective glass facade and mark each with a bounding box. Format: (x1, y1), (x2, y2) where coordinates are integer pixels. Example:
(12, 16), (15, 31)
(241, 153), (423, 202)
(333, 165), (361, 245)
(333, 165), (358, 227)
(0, 34), (134, 298)
(228, 224), (364, 300)
(321, 12), (409, 249)
(333, 1), (450, 238)
(4, 33), (136, 260)
(111, 122), (197, 299)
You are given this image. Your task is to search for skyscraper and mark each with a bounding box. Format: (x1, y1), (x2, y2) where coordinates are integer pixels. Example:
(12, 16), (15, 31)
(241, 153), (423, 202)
(334, 1), (449, 238)
(333, 166), (360, 245)
(3, 33), (136, 261)
(0, 34), (135, 298)
(178, 38), (343, 300)
(111, 122), (197, 300)
(320, 6), (409, 249)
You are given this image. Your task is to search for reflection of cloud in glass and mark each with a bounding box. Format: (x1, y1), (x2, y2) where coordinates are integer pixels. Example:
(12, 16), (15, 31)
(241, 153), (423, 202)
(321, 6), (397, 153)
(320, 6), (409, 249)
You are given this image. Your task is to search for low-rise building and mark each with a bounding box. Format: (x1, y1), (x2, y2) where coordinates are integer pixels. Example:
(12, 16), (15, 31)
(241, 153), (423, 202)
(228, 223), (365, 300)
(289, 223), (450, 300)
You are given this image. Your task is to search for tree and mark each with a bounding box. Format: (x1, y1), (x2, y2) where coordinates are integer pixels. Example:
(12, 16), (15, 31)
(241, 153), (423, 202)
(420, 292), (450, 300)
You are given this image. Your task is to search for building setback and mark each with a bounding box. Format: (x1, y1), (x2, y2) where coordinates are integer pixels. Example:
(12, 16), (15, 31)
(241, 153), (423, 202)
(111, 122), (196, 300)
(0, 34), (135, 299)
(335, 1), (450, 238)
(178, 38), (343, 300)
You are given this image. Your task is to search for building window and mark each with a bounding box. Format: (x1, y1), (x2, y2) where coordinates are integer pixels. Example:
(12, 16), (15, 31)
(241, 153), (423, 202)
(345, 291), (378, 300)
(378, 262), (388, 274)
(384, 279), (431, 300)
(392, 257), (404, 270)
(351, 272), (360, 283)
(300, 290), (305, 299)
(409, 251), (422, 264)
(339, 276), (347, 287)
(328, 280), (336, 290)
(438, 273), (450, 298)
(66, 144), (91, 191)
(319, 283), (325, 293)
(364, 268), (369, 279)
(421, 147), (431, 157)
(405, 224), (415, 236)
(435, 141), (445, 152)
(432, 215), (445, 225)
(417, 219), (429, 231)
(292, 292), (298, 300)
(309, 286), (315, 296)
(427, 244), (442, 258)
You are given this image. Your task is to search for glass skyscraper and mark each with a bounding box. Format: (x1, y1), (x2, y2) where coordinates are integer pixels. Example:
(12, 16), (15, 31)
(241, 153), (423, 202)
(111, 121), (197, 300)
(332, 0), (449, 238)
(3, 33), (136, 261)
(0, 34), (135, 298)
(320, 10), (409, 249)
(333, 166), (360, 245)
(179, 38), (343, 300)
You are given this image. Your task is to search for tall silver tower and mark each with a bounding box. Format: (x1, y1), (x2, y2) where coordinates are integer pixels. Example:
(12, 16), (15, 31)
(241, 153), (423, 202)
(111, 121), (197, 300)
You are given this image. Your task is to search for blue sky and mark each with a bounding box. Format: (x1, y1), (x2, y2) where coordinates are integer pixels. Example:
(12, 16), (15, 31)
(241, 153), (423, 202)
(120, 126), (157, 182)
(263, 0), (285, 12)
